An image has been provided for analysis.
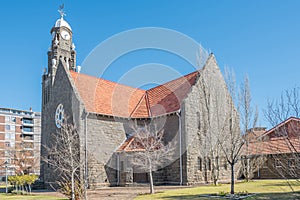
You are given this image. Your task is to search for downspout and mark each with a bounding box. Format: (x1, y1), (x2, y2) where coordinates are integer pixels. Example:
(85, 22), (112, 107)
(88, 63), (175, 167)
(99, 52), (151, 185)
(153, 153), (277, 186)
(117, 153), (120, 186)
(84, 109), (89, 199)
(176, 111), (183, 185)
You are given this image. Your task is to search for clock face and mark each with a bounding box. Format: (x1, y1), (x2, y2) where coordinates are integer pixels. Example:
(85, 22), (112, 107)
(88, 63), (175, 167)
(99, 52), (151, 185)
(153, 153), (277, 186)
(55, 104), (64, 128)
(60, 30), (70, 40)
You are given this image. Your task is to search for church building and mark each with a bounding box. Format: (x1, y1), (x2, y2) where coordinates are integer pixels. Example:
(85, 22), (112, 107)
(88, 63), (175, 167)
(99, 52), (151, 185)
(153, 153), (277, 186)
(41, 11), (239, 188)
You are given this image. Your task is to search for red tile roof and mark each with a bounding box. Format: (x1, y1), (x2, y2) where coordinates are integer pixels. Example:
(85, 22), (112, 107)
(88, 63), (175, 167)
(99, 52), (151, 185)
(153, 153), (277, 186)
(244, 117), (300, 156)
(246, 137), (300, 155)
(70, 70), (199, 118)
(260, 117), (300, 139)
(147, 71), (199, 116)
(116, 137), (145, 152)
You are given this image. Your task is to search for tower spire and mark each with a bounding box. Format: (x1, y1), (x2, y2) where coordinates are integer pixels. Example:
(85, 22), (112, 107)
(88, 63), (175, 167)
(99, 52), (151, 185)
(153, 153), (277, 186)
(58, 4), (66, 19)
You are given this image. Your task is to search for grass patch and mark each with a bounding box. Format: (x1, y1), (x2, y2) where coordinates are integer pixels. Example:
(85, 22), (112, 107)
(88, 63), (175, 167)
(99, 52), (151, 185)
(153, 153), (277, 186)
(135, 179), (300, 200)
(0, 193), (67, 200)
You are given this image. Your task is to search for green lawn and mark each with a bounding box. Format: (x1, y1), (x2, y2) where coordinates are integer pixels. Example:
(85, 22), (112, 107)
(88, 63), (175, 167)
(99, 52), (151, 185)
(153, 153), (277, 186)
(135, 180), (300, 200)
(0, 194), (67, 200)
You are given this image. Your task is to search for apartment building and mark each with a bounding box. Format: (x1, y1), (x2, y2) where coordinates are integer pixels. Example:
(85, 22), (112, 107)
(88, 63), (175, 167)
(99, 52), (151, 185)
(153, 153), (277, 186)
(0, 108), (41, 180)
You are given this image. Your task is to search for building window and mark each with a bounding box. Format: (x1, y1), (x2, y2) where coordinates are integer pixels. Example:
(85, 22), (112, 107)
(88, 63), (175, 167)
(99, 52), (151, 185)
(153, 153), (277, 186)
(10, 141), (15, 147)
(10, 133), (15, 140)
(215, 157), (219, 170)
(48, 155), (51, 167)
(5, 125), (15, 132)
(5, 125), (10, 131)
(288, 159), (295, 167)
(120, 161), (124, 171)
(197, 157), (202, 171)
(22, 135), (34, 140)
(263, 158), (269, 168)
(43, 85), (51, 105)
(274, 158), (282, 168)
(197, 112), (201, 130)
(23, 118), (33, 124)
(5, 142), (10, 147)
(207, 158), (211, 171)
(11, 117), (16, 122)
(23, 127), (33, 132)
(223, 158), (228, 170)
(5, 116), (10, 122)
(4, 150), (9, 157)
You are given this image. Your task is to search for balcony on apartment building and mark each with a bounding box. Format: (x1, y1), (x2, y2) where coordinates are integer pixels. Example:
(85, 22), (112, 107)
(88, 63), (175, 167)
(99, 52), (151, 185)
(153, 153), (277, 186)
(21, 134), (34, 142)
(21, 126), (34, 135)
(21, 141), (34, 150)
(22, 118), (34, 126)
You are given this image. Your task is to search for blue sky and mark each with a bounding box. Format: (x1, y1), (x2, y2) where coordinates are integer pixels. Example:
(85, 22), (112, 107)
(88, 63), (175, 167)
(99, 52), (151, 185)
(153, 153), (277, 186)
(0, 0), (299, 128)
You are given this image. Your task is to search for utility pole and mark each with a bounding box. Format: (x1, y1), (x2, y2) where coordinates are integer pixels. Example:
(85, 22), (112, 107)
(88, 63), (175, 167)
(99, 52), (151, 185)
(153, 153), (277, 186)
(4, 160), (8, 194)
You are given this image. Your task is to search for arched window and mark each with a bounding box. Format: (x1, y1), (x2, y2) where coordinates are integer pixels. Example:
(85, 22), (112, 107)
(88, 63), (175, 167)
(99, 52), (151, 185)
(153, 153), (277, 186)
(197, 157), (202, 171)
(197, 112), (201, 130)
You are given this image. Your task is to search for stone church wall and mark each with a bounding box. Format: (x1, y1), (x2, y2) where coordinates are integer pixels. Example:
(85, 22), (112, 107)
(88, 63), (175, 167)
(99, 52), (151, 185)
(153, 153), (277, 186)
(41, 56), (240, 188)
(182, 55), (238, 184)
(41, 60), (84, 187)
(85, 115), (127, 188)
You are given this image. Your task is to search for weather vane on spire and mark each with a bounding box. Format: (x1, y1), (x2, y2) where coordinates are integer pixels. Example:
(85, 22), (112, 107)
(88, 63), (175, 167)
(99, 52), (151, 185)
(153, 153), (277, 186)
(58, 4), (66, 18)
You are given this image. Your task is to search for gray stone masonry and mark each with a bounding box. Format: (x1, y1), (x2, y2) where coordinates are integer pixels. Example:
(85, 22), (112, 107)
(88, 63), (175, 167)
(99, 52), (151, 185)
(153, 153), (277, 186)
(41, 53), (241, 188)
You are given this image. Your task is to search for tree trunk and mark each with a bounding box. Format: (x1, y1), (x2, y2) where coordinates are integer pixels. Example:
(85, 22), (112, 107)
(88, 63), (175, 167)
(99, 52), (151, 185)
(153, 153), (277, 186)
(213, 175), (218, 186)
(246, 157), (250, 181)
(230, 163), (234, 194)
(149, 169), (154, 194)
(212, 160), (219, 186)
(71, 170), (75, 200)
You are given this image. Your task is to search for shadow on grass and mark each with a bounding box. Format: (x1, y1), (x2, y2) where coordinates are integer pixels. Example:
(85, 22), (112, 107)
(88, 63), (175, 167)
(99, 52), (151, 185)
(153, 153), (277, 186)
(260, 182), (300, 187)
(160, 191), (300, 200)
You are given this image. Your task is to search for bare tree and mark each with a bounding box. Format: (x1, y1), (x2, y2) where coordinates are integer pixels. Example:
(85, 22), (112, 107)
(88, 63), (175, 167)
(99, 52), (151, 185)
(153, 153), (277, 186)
(239, 75), (259, 132)
(13, 149), (39, 175)
(219, 100), (244, 195)
(218, 67), (244, 195)
(198, 72), (224, 185)
(43, 123), (84, 200)
(129, 123), (175, 194)
(239, 75), (262, 181)
(265, 87), (300, 125)
(264, 86), (300, 180)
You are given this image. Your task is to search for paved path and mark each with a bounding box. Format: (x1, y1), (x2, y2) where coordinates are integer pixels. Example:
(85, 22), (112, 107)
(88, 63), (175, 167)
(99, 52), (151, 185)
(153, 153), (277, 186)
(32, 186), (189, 200)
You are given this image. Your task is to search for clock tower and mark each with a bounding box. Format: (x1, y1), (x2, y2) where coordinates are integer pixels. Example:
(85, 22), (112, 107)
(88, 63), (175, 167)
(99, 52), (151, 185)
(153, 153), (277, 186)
(42, 5), (76, 106)
(47, 6), (76, 78)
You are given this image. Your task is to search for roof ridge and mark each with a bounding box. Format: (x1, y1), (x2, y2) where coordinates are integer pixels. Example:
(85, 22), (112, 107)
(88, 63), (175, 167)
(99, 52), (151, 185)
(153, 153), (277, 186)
(71, 69), (201, 92)
(147, 70), (199, 92)
(70, 71), (146, 92)
(145, 91), (152, 117)
(124, 137), (135, 151)
(129, 93), (148, 118)
(262, 116), (300, 138)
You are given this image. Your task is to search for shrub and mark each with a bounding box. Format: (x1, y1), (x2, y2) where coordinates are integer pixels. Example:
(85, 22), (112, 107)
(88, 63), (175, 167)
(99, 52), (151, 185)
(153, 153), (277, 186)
(8, 174), (38, 194)
(218, 191), (229, 196)
(11, 190), (28, 195)
(57, 176), (84, 200)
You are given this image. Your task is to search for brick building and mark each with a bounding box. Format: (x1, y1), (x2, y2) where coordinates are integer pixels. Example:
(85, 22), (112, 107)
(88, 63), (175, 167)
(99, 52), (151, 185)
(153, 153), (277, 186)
(0, 108), (41, 180)
(245, 117), (300, 179)
(41, 12), (240, 188)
